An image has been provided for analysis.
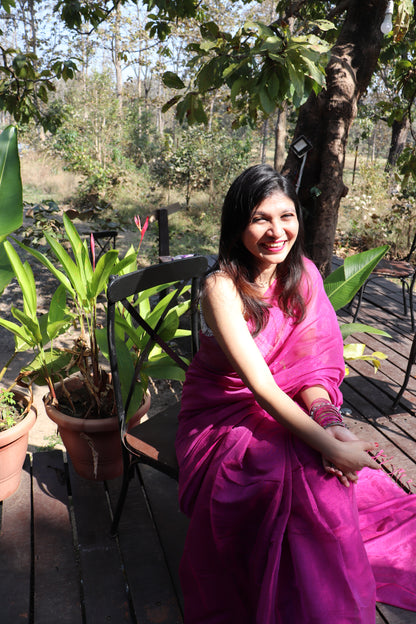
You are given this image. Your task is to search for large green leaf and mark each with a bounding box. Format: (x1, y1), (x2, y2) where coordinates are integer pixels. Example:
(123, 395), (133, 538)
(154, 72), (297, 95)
(0, 126), (23, 238)
(14, 237), (75, 299)
(339, 322), (391, 340)
(0, 242), (15, 295)
(62, 213), (93, 292)
(324, 245), (389, 311)
(0, 316), (37, 349)
(4, 241), (37, 319)
(22, 349), (74, 385)
(89, 249), (119, 299)
(44, 229), (84, 299)
(11, 307), (42, 343)
(111, 334), (145, 419)
(145, 353), (187, 381)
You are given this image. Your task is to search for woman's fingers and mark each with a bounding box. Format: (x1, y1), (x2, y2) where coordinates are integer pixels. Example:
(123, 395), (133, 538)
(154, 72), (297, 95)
(322, 457), (354, 487)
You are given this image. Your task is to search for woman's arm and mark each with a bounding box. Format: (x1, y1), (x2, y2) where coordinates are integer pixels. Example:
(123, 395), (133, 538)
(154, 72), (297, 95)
(202, 273), (379, 483)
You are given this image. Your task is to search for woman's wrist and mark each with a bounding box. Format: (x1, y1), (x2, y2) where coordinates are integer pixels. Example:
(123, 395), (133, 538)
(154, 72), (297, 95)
(309, 398), (346, 429)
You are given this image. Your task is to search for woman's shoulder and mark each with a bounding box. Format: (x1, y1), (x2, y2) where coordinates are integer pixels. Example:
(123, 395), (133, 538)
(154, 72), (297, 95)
(203, 270), (238, 298)
(202, 270), (243, 318)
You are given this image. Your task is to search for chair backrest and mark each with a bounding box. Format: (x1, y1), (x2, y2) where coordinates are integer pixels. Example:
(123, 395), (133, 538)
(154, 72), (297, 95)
(107, 255), (208, 436)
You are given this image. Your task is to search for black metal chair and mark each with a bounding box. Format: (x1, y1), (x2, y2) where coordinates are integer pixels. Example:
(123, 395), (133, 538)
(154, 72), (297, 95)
(352, 230), (416, 331)
(107, 255), (208, 535)
(89, 230), (118, 261)
(392, 331), (416, 409)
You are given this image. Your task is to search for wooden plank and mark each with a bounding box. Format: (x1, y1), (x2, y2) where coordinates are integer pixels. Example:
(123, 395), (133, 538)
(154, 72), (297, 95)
(0, 455), (32, 623)
(32, 450), (82, 624)
(107, 468), (184, 624)
(139, 464), (188, 612)
(67, 459), (133, 623)
(376, 607), (388, 623)
(377, 603), (416, 624)
(343, 356), (416, 420)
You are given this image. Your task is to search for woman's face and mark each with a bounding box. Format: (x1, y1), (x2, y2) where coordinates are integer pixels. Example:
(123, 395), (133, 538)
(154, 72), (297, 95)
(241, 191), (299, 271)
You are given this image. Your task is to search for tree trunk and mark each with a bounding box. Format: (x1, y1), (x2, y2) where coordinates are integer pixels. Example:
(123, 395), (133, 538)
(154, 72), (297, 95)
(114, 4), (123, 115)
(274, 104), (287, 172)
(385, 115), (410, 171)
(282, 0), (388, 277)
(261, 119), (268, 163)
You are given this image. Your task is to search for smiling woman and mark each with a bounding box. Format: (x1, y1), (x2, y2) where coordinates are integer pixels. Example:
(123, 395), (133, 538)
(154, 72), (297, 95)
(175, 164), (416, 624)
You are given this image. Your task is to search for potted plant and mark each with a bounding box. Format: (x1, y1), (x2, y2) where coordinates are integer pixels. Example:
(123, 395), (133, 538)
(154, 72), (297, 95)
(0, 388), (37, 500)
(0, 214), (193, 480)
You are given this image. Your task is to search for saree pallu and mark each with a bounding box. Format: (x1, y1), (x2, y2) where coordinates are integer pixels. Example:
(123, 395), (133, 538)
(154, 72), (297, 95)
(175, 258), (416, 623)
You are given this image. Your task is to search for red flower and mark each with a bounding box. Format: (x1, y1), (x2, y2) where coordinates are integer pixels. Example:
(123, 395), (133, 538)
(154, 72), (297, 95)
(134, 215), (149, 247)
(90, 233), (96, 270)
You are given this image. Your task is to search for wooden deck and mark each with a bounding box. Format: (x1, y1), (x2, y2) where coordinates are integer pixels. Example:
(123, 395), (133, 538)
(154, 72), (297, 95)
(1, 270), (416, 624)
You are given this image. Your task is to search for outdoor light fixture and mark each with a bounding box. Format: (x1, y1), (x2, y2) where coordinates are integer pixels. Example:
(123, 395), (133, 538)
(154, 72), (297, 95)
(381, 0), (394, 35)
(290, 135), (312, 158)
(290, 135), (313, 193)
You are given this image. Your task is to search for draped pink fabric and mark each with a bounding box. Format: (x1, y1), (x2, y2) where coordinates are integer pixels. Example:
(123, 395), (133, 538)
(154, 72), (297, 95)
(175, 257), (416, 623)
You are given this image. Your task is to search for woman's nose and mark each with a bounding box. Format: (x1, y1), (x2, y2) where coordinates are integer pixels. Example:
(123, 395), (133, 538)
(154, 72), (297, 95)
(267, 220), (284, 237)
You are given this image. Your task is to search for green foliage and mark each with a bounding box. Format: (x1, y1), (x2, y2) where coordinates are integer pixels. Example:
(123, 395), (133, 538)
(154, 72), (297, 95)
(0, 388), (23, 431)
(0, 45), (77, 129)
(124, 108), (163, 168)
(51, 72), (128, 196)
(162, 18), (331, 126)
(151, 123), (252, 202)
(340, 162), (416, 257)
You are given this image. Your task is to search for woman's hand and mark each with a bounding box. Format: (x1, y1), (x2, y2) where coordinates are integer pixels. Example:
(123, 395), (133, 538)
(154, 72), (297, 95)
(323, 427), (379, 487)
(322, 426), (359, 486)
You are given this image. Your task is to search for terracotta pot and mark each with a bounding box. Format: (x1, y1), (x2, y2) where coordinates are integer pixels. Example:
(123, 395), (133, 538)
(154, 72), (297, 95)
(0, 392), (37, 501)
(44, 377), (151, 481)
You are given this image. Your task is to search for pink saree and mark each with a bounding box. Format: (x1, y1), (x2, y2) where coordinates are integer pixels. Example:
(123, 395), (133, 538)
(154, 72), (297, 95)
(175, 257), (416, 623)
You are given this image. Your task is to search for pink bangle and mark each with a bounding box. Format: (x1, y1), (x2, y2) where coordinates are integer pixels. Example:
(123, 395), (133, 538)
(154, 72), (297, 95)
(309, 398), (346, 429)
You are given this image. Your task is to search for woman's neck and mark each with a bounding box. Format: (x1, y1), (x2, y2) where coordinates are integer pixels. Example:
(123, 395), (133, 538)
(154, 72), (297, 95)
(254, 267), (277, 290)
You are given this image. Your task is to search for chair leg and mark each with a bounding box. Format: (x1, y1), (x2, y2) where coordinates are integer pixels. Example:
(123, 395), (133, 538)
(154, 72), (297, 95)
(352, 285), (365, 322)
(392, 332), (416, 409)
(402, 279), (408, 316)
(110, 448), (133, 536)
(410, 279), (415, 332)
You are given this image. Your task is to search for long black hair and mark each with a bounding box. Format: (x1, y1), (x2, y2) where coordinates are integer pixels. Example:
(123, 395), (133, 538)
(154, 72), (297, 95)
(216, 164), (306, 335)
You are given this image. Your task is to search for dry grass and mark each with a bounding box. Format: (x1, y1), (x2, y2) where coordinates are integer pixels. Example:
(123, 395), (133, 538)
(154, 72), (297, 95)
(19, 149), (82, 205)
